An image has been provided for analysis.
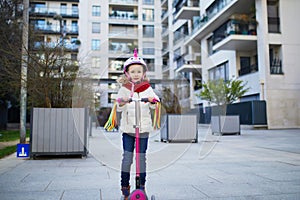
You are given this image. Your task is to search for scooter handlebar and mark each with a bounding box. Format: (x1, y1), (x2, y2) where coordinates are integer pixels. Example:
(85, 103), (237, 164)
(117, 97), (159, 103)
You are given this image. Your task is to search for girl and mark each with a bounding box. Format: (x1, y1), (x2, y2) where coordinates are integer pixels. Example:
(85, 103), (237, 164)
(116, 49), (159, 199)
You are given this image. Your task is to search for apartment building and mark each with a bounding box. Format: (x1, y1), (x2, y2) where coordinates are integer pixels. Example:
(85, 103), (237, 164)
(161, 0), (201, 110)
(29, 0), (80, 68)
(79, 0), (163, 107)
(165, 0), (300, 129)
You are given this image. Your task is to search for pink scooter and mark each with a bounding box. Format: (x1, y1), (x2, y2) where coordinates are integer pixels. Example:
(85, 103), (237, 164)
(125, 97), (156, 200)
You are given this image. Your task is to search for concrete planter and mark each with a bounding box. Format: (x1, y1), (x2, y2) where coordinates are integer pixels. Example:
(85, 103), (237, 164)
(160, 114), (198, 143)
(211, 115), (240, 135)
(30, 108), (89, 158)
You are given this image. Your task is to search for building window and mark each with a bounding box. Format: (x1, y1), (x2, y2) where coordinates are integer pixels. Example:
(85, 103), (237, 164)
(142, 9), (154, 21)
(209, 61), (229, 81)
(143, 25), (154, 37)
(92, 5), (101, 16)
(71, 21), (78, 33)
(72, 4), (78, 16)
(239, 57), (251, 75)
(92, 57), (101, 68)
(32, 3), (46, 13)
(207, 36), (214, 56)
(238, 56), (258, 76)
(143, 0), (154, 5)
(71, 53), (77, 61)
(267, 0), (280, 33)
(269, 45), (283, 74)
(92, 22), (101, 33)
(92, 39), (101, 50)
(144, 59), (155, 71)
(108, 93), (117, 104)
(35, 19), (45, 30)
(109, 60), (123, 71)
(143, 42), (155, 55)
(60, 3), (67, 15)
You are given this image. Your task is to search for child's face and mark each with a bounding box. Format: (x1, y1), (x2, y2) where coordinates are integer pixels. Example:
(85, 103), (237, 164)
(127, 64), (144, 83)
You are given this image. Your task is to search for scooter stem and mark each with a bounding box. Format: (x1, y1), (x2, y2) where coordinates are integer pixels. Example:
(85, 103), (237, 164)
(134, 99), (141, 189)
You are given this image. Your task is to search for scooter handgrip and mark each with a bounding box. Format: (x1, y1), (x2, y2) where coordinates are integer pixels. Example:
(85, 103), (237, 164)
(141, 98), (149, 102)
(116, 98), (124, 103)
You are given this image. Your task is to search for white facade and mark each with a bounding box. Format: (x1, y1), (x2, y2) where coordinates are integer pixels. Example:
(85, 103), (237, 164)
(29, 0), (80, 65)
(79, 0), (163, 107)
(168, 0), (300, 129)
(161, 0), (201, 109)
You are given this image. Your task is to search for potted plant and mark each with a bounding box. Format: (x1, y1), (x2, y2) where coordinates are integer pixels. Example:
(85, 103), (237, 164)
(198, 79), (249, 135)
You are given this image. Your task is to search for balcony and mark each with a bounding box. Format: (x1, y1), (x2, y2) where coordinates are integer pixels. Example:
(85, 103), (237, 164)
(161, 9), (168, 22)
(162, 64), (170, 73)
(175, 55), (201, 73)
(185, 0), (255, 45)
(109, 0), (138, 5)
(109, 11), (138, 21)
(29, 6), (79, 19)
(33, 41), (79, 52)
(33, 24), (79, 35)
(174, 0), (200, 20)
(109, 42), (136, 54)
(212, 17), (257, 51)
(109, 30), (138, 38)
(239, 63), (258, 76)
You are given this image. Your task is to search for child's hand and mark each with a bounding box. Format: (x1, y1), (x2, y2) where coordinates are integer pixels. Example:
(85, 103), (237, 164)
(117, 97), (129, 106)
(148, 97), (159, 104)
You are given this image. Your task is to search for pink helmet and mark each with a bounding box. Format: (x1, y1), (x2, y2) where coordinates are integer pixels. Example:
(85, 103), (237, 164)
(123, 48), (147, 74)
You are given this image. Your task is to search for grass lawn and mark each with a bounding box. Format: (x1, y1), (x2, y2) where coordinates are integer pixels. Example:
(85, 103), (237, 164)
(0, 130), (30, 142)
(0, 130), (30, 159)
(0, 146), (17, 159)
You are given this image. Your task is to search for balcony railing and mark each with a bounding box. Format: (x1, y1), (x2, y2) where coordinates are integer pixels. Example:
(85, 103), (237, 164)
(192, 0), (234, 35)
(29, 6), (79, 18)
(270, 58), (283, 74)
(239, 63), (258, 76)
(213, 18), (257, 46)
(109, 0), (138, 4)
(109, 43), (135, 54)
(109, 30), (138, 37)
(33, 41), (79, 52)
(173, 0), (199, 15)
(176, 56), (185, 68)
(33, 24), (79, 35)
(109, 11), (138, 20)
(161, 9), (168, 19)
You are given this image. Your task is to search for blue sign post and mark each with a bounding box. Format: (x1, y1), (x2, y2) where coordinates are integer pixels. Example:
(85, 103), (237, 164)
(17, 144), (30, 158)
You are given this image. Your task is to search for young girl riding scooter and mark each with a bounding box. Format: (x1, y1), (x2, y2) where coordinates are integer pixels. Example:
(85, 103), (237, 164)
(116, 49), (159, 200)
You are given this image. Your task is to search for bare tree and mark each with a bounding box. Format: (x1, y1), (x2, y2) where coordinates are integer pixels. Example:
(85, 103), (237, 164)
(0, 0), (23, 129)
(0, 0), (86, 130)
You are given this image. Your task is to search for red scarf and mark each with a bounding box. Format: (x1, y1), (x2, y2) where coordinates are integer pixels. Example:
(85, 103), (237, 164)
(123, 81), (151, 93)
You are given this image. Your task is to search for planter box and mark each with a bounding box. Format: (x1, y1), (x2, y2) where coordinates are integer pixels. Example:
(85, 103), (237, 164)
(30, 108), (89, 158)
(211, 115), (240, 135)
(160, 114), (198, 143)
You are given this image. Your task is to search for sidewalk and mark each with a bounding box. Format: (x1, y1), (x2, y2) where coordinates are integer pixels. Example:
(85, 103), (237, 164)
(0, 126), (300, 200)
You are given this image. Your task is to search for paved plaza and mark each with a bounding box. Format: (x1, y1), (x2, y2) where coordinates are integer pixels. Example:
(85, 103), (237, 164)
(0, 126), (300, 200)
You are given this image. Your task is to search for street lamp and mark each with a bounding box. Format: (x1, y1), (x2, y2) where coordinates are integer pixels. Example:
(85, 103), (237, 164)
(53, 14), (66, 103)
(20, 0), (29, 144)
(53, 14), (65, 41)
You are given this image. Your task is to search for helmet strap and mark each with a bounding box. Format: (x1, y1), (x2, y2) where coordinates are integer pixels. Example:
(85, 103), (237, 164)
(142, 73), (146, 81)
(125, 71), (131, 80)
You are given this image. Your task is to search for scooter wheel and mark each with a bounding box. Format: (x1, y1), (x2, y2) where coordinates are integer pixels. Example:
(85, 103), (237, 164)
(150, 195), (155, 200)
(128, 189), (148, 200)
